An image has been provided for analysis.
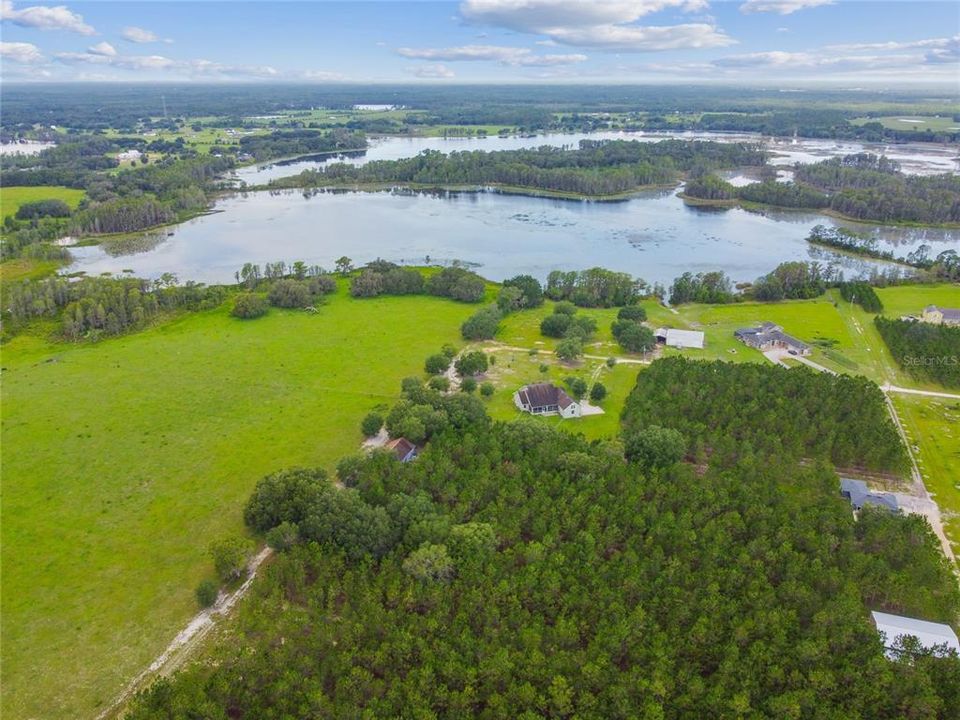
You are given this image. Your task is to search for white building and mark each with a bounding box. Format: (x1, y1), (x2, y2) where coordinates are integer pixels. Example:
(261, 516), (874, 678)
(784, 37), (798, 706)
(871, 611), (960, 658)
(655, 328), (705, 350)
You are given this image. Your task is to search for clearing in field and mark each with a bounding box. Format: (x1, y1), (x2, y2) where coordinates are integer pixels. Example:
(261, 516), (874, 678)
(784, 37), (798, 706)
(892, 393), (960, 555)
(0, 289), (475, 720)
(0, 185), (86, 219)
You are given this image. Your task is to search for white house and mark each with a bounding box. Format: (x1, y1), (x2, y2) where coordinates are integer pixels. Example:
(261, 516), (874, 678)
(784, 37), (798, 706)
(871, 611), (960, 659)
(921, 305), (960, 327)
(514, 383), (581, 419)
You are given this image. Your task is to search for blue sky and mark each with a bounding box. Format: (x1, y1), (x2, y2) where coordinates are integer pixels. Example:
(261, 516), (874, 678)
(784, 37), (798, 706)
(1, 1), (958, 85)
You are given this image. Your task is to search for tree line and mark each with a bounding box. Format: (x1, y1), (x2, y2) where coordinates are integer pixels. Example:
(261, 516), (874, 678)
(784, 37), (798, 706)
(127, 375), (958, 719)
(267, 139), (767, 197)
(875, 317), (960, 389)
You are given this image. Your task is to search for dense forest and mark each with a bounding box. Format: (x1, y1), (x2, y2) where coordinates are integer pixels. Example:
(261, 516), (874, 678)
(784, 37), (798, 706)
(622, 357), (908, 474)
(544, 267), (646, 307)
(875, 317), (960, 388)
(127, 370), (958, 719)
(237, 128), (366, 162)
(267, 139), (767, 197)
(683, 155), (960, 226)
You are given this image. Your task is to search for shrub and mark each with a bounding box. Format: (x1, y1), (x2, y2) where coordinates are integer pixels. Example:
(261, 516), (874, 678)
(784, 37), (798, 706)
(425, 353), (451, 375)
(497, 286), (524, 313)
(590, 382), (607, 402)
(361, 412), (384, 437)
(540, 313), (572, 338)
(480, 382), (495, 397)
(265, 521), (300, 551)
(195, 579), (218, 608)
(309, 274), (337, 295)
(455, 350), (488, 377)
(555, 338), (582, 362)
(461, 377), (478, 394)
(441, 343), (458, 359)
(403, 543), (455, 583)
(268, 279), (311, 308)
(612, 320), (656, 353)
(461, 306), (502, 340)
(553, 301), (577, 316)
(617, 305), (647, 322)
(350, 270), (384, 298)
(232, 292), (268, 319)
(429, 376), (451, 391)
(382, 268), (425, 295)
(564, 376), (588, 399)
(539, 364), (549, 373)
(624, 425), (687, 470)
(564, 315), (597, 341)
(210, 537), (251, 583)
(15, 199), (71, 220)
(606, 357), (617, 367)
(502, 274), (544, 308)
(427, 267), (485, 303)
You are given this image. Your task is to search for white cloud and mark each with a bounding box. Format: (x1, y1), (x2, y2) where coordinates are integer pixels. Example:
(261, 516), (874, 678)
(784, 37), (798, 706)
(88, 41), (116, 57)
(54, 49), (279, 78)
(413, 63), (456, 78)
(458, 0), (729, 51)
(301, 70), (346, 81)
(825, 35), (958, 53)
(740, 0), (834, 15)
(121, 26), (159, 43)
(547, 23), (734, 50)
(0, 40), (43, 63)
(397, 44), (587, 65)
(0, 1), (94, 34)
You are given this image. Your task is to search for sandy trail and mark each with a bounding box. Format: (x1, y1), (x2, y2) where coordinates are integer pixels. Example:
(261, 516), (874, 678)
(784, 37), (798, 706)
(97, 546), (273, 720)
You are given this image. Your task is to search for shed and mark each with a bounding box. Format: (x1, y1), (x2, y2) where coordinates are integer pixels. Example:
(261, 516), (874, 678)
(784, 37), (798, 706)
(664, 328), (704, 350)
(871, 611), (960, 658)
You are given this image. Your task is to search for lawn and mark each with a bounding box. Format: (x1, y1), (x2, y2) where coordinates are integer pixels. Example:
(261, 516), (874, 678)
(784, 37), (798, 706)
(481, 344), (642, 440)
(0, 185), (85, 219)
(875, 283), (960, 319)
(0, 289), (476, 720)
(893, 394), (960, 555)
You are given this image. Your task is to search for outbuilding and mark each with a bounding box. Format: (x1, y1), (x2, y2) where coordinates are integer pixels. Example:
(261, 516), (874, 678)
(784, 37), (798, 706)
(840, 478), (899, 513)
(384, 437), (418, 463)
(871, 611), (960, 658)
(655, 328), (705, 350)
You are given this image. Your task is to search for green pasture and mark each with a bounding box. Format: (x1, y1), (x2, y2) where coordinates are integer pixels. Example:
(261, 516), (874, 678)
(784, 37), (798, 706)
(0, 185), (85, 219)
(0, 288), (475, 720)
(850, 115), (959, 132)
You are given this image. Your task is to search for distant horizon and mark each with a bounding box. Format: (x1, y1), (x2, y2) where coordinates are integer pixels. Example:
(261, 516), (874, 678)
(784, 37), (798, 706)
(2, 1), (958, 87)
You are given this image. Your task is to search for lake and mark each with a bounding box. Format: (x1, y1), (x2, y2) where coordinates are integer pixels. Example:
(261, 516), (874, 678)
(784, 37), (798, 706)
(67, 132), (959, 287)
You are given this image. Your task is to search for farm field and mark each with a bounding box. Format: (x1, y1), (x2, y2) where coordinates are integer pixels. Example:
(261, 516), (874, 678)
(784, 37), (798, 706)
(0, 288), (476, 720)
(893, 394), (960, 554)
(0, 185), (85, 219)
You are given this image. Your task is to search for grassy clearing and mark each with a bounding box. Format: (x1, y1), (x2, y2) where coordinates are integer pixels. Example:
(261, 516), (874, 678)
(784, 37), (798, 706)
(0, 185), (85, 219)
(0, 287), (476, 720)
(850, 115), (960, 132)
(893, 394), (960, 555)
(875, 283), (960, 319)
(0, 257), (66, 282)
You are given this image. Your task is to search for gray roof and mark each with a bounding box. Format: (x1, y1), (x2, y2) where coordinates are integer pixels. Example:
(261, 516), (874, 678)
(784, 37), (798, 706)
(664, 328), (705, 349)
(926, 305), (960, 321)
(840, 478), (899, 512)
(734, 323), (809, 351)
(517, 383), (576, 410)
(872, 611), (960, 655)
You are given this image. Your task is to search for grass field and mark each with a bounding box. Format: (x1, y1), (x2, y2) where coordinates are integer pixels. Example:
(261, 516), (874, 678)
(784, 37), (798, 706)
(0, 185), (85, 219)
(1, 287), (477, 720)
(850, 115), (960, 132)
(893, 394), (960, 554)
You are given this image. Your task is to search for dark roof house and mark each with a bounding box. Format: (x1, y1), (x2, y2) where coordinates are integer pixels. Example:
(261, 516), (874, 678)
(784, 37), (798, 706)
(514, 382), (581, 418)
(735, 322), (811, 355)
(840, 478), (899, 513)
